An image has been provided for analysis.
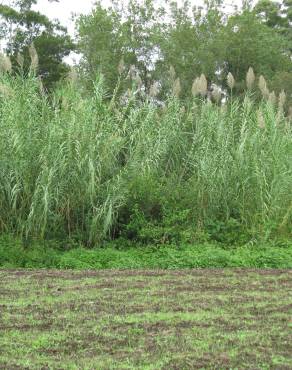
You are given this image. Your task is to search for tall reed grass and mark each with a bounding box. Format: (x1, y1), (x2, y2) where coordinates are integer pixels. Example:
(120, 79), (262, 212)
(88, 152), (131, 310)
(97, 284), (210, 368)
(0, 71), (291, 245)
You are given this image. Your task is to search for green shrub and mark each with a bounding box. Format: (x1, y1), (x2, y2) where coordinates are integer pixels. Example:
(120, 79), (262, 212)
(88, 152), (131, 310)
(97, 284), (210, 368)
(0, 236), (291, 269)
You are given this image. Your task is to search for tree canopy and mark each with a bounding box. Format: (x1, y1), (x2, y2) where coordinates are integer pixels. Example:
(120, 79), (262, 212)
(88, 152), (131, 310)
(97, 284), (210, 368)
(76, 0), (291, 102)
(1, 0), (291, 101)
(0, 0), (74, 89)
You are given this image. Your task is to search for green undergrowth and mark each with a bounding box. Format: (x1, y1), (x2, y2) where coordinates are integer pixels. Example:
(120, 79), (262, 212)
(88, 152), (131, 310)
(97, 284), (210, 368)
(0, 236), (291, 269)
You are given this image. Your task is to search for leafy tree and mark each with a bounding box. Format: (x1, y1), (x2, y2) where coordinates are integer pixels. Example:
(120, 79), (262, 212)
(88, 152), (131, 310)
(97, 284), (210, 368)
(77, 0), (164, 96)
(77, 0), (291, 102)
(254, 0), (292, 107)
(0, 0), (74, 89)
(155, 0), (226, 99)
(220, 9), (291, 93)
(77, 0), (227, 100)
(255, 0), (292, 51)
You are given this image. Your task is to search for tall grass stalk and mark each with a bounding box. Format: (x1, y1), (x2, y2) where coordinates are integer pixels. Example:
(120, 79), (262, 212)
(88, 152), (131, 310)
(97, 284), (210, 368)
(0, 73), (291, 245)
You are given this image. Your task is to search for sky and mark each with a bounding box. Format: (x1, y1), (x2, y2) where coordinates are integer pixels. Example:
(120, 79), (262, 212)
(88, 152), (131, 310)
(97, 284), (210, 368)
(1, 0), (245, 63)
(2, 0), (245, 37)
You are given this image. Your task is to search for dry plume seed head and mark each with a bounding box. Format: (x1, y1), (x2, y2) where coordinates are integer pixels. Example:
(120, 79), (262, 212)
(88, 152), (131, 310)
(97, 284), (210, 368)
(257, 109), (265, 129)
(161, 103), (168, 114)
(268, 91), (277, 106)
(134, 74), (143, 90)
(0, 83), (13, 98)
(118, 58), (125, 75)
(0, 54), (12, 73)
(149, 81), (159, 98)
(29, 43), (39, 73)
(38, 76), (45, 95)
(180, 106), (186, 115)
(172, 77), (181, 98)
(16, 52), (24, 68)
(258, 75), (269, 100)
(4, 55), (12, 73)
(278, 90), (286, 109)
(246, 67), (255, 89)
(67, 67), (78, 84)
(128, 65), (136, 80)
(169, 65), (176, 81)
(258, 75), (266, 91)
(220, 104), (227, 114)
(288, 106), (292, 121)
(276, 110), (282, 126)
(192, 75), (208, 97)
(191, 77), (200, 97)
(199, 74), (208, 96)
(227, 72), (235, 89)
(0, 53), (4, 72)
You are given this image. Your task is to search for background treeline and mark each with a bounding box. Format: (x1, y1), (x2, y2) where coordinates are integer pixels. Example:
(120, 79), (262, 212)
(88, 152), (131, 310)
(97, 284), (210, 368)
(1, 0), (292, 104)
(0, 0), (291, 248)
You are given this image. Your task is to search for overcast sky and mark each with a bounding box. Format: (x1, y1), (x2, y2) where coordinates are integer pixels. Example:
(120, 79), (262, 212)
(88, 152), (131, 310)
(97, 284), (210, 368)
(2, 0), (244, 37)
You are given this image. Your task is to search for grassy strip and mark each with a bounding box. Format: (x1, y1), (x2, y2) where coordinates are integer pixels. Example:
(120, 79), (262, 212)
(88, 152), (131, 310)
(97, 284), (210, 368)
(0, 236), (291, 269)
(1, 269), (291, 368)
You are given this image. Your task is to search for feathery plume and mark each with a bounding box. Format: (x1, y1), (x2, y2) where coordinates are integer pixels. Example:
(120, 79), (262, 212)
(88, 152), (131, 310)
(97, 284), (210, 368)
(169, 65), (176, 81)
(0, 54), (12, 73)
(29, 43), (39, 73)
(278, 90), (286, 109)
(118, 58), (125, 75)
(172, 77), (181, 98)
(220, 104), (227, 114)
(128, 65), (136, 80)
(268, 91), (277, 106)
(4, 55), (12, 73)
(258, 75), (266, 91)
(288, 107), (292, 121)
(246, 67), (255, 89)
(257, 109), (265, 129)
(192, 75), (208, 97)
(134, 74), (143, 90)
(276, 110), (282, 126)
(0, 83), (13, 97)
(67, 67), (78, 84)
(149, 81), (159, 98)
(162, 104), (168, 114)
(198, 74), (208, 96)
(180, 106), (186, 115)
(258, 75), (269, 99)
(0, 53), (4, 72)
(16, 52), (24, 68)
(38, 76), (45, 95)
(191, 77), (200, 97)
(227, 72), (235, 90)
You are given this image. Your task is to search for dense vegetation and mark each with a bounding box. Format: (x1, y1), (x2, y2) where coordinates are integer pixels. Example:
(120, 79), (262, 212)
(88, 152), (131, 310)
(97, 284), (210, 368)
(0, 3), (291, 369)
(0, 235), (291, 269)
(0, 67), (291, 249)
(0, 0), (291, 254)
(0, 0), (74, 90)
